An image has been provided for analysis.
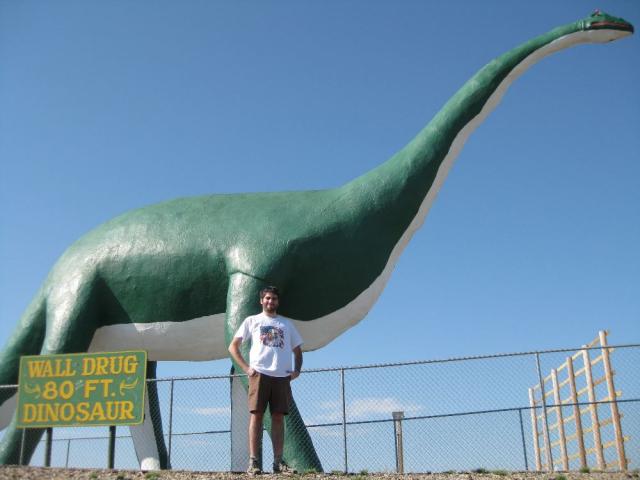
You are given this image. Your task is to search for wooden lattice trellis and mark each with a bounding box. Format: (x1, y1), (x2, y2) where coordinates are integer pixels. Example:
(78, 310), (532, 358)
(529, 331), (629, 471)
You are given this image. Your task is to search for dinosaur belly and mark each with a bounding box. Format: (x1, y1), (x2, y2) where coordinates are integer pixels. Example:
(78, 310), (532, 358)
(88, 314), (226, 361)
(85, 267), (390, 361)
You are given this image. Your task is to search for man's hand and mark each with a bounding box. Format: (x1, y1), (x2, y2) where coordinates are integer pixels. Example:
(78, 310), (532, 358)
(228, 337), (252, 376)
(290, 345), (303, 381)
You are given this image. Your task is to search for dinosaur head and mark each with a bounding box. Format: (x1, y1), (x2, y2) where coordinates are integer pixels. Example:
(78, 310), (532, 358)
(579, 10), (634, 41)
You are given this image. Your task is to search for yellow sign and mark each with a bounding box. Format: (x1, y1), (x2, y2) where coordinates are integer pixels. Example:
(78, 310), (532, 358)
(17, 351), (147, 428)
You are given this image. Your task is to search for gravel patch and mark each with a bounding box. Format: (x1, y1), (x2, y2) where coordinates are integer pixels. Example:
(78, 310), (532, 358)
(0, 467), (638, 480)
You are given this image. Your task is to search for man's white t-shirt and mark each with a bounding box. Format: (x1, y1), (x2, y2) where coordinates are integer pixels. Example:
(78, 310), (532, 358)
(234, 312), (303, 377)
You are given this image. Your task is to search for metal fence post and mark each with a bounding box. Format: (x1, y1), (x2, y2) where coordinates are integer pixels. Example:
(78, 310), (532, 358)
(340, 368), (348, 474)
(44, 427), (53, 467)
(535, 353), (554, 472)
(65, 439), (71, 467)
(392, 411), (405, 473)
(168, 379), (175, 466)
(107, 425), (116, 468)
(518, 409), (529, 471)
(19, 428), (26, 466)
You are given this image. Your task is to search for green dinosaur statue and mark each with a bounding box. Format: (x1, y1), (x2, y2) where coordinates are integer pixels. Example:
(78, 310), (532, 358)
(0, 10), (633, 472)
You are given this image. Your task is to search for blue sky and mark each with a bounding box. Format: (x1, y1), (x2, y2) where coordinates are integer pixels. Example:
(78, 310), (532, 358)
(1, 1), (638, 381)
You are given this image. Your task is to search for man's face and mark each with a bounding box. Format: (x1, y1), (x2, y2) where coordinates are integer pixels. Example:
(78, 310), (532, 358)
(260, 293), (279, 315)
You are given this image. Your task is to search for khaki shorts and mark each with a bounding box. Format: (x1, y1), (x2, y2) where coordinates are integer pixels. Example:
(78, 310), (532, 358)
(248, 373), (292, 414)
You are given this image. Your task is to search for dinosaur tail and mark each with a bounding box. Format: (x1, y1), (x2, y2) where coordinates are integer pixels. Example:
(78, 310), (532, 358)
(0, 288), (47, 428)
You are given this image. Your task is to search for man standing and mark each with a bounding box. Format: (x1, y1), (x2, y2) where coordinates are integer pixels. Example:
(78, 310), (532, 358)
(228, 286), (303, 475)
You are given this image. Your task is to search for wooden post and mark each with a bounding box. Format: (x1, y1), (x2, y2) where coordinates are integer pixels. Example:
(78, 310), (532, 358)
(535, 353), (554, 471)
(529, 387), (542, 471)
(566, 356), (587, 470)
(582, 347), (605, 469)
(599, 331), (627, 470)
(551, 369), (569, 471)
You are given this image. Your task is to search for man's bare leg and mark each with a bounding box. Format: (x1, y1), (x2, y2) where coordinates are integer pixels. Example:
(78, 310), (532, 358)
(271, 412), (284, 460)
(249, 412), (263, 467)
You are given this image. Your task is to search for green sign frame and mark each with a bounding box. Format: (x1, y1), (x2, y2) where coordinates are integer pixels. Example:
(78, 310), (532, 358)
(17, 350), (147, 428)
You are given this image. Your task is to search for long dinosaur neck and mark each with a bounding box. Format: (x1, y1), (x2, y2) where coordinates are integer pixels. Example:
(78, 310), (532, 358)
(338, 21), (583, 253)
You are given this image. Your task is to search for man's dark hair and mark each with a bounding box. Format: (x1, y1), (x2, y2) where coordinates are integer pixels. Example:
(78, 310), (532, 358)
(259, 286), (280, 299)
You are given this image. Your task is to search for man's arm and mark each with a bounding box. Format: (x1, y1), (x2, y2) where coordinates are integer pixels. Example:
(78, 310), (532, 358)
(228, 337), (256, 376)
(290, 345), (303, 380)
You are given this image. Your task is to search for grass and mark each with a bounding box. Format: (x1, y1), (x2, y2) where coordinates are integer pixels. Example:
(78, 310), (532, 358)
(145, 472), (161, 480)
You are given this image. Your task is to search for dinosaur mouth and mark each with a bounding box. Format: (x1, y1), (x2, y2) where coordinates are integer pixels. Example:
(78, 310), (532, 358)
(590, 21), (634, 33)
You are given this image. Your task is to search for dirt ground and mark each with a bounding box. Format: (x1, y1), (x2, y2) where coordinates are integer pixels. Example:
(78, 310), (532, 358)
(0, 467), (638, 480)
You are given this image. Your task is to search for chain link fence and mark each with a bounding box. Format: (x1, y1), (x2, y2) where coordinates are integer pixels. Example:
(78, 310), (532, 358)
(3, 343), (638, 473)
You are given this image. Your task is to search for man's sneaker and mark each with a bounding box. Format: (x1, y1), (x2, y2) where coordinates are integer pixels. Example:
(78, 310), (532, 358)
(273, 460), (297, 475)
(247, 457), (262, 475)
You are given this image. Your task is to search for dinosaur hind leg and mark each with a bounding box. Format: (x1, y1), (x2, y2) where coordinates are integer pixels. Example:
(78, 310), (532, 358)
(0, 289), (47, 430)
(0, 274), (100, 465)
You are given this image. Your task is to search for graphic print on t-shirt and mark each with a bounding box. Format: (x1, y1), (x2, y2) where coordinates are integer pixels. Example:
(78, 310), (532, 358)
(260, 326), (284, 349)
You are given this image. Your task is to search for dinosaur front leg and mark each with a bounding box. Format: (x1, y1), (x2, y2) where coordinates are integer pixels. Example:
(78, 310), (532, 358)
(129, 361), (170, 470)
(225, 273), (262, 471)
(224, 272), (322, 473)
